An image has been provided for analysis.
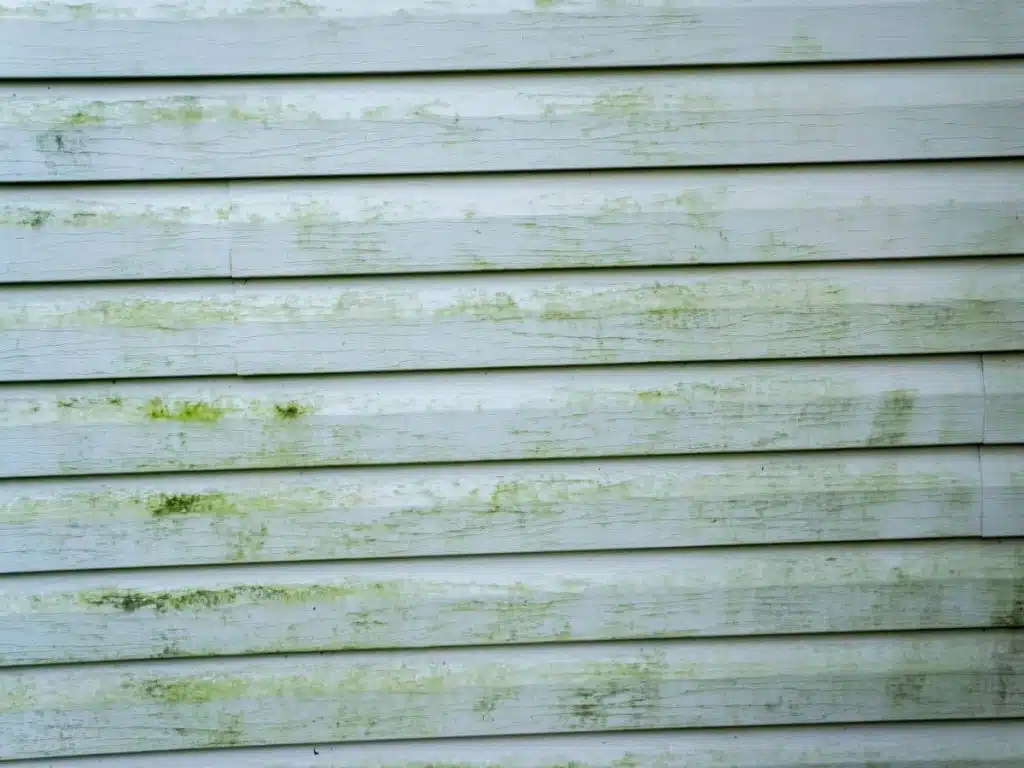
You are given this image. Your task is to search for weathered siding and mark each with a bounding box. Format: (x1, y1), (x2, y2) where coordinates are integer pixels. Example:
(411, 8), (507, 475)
(10, 723), (1024, 768)
(4, 162), (1021, 283)
(4, 0), (1022, 77)
(0, 0), (1021, 764)
(2, 631), (1020, 758)
(3, 259), (1023, 380)
(4, 62), (1024, 182)
(0, 447), (984, 572)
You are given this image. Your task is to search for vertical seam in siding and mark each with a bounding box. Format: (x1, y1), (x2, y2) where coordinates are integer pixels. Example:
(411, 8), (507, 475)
(979, 354), (989, 537)
(978, 444), (989, 537)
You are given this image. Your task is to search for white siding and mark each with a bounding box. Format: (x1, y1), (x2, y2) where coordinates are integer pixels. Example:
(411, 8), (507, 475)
(3, 540), (1020, 666)
(0, 357), (985, 477)
(4, 162), (1021, 284)
(0, 2), (1021, 764)
(0, 447), (983, 572)
(3, 0), (1022, 78)
(983, 446), (1024, 537)
(4, 63), (1023, 182)
(1, 631), (1019, 759)
(11, 723), (1024, 768)
(3, 259), (1021, 381)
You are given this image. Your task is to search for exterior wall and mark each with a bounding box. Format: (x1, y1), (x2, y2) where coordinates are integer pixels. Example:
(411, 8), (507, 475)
(0, 1), (1022, 764)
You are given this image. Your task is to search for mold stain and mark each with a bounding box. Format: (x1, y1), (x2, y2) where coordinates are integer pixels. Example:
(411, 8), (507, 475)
(135, 675), (248, 705)
(591, 87), (654, 119)
(148, 492), (237, 518)
(274, 401), (314, 420)
(436, 291), (521, 322)
(779, 28), (826, 59)
(79, 581), (369, 615)
(145, 398), (228, 423)
(867, 389), (916, 446)
(562, 654), (668, 730)
(0, 207), (53, 229)
(21, 297), (236, 330)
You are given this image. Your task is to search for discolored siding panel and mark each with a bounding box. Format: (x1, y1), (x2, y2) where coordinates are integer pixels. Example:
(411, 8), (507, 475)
(0, 356), (984, 478)
(2, 1), (1021, 763)
(984, 354), (1024, 444)
(2, 0), (1022, 78)
(2, 631), (1021, 759)
(4, 162), (1022, 284)
(13, 722), (1024, 768)
(0, 447), (983, 572)
(3, 62), (1023, 182)
(2, 260), (1020, 381)
(2, 540), (1020, 666)
(982, 446), (1024, 537)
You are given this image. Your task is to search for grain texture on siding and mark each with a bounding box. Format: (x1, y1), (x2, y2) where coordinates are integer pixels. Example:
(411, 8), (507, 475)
(14, 722), (1024, 768)
(3, 0), (1022, 78)
(3, 0), (1021, 761)
(984, 354), (1024, 444)
(3, 260), (1020, 381)
(3, 540), (1019, 666)
(4, 162), (1021, 284)
(0, 357), (984, 478)
(0, 447), (983, 573)
(982, 446), (1024, 537)
(4, 62), (1023, 182)
(1, 630), (1019, 759)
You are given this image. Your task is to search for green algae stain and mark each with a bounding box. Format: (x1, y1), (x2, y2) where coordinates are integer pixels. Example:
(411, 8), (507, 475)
(0, 206), (54, 229)
(79, 581), (372, 616)
(562, 654), (669, 730)
(148, 95), (206, 124)
(779, 28), (826, 59)
(867, 389), (916, 447)
(148, 492), (238, 518)
(49, 297), (235, 330)
(146, 398), (227, 423)
(0, 681), (37, 714)
(437, 291), (521, 322)
(361, 105), (390, 120)
(65, 109), (105, 126)
(274, 401), (314, 420)
(135, 676), (248, 705)
(82, 585), (290, 614)
(591, 88), (654, 118)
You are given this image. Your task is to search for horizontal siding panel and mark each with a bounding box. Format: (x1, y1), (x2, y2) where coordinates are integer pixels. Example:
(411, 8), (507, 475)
(0, 447), (982, 573)
(3, 260), (1021, 381)
(982, 446), (1024, 537)
(4, 162), (1022, 283)
(984, 354), (1024, 444)
(3, 540), (1019, 666)
(0, 630), (1019, 759)
(4, 62), (1022, 182)
(14, 722), (1024, 768)
(0, 282), (238, 382)
(0, 356), (983, 478)
(3, 0), (1022, 78)
(0, 181), (233, 283)
(228, 259), (1024, 375)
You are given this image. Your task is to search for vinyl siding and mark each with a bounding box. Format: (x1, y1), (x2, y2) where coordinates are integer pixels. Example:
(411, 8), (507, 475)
(0, 1), (1021, 764)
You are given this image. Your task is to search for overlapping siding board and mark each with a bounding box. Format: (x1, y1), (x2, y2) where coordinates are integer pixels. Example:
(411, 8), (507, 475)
(0, 0), (1022, 764)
